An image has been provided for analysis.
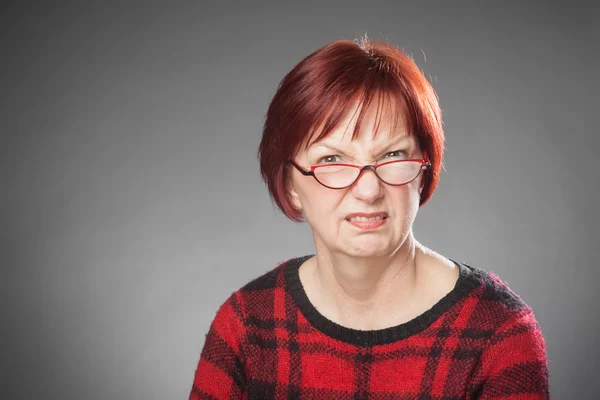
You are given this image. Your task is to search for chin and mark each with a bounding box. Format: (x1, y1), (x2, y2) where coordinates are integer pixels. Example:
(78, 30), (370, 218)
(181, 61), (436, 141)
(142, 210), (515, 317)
(343, 240), (392, 258)
(345, 249), (390, 259)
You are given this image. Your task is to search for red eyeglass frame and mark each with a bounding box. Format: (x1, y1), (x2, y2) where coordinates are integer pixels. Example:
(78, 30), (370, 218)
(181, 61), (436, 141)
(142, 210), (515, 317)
(288, 151), (432, 189)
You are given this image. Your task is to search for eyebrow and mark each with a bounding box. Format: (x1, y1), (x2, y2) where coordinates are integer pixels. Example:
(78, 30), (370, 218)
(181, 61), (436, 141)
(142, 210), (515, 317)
(311, 135), (411, 155)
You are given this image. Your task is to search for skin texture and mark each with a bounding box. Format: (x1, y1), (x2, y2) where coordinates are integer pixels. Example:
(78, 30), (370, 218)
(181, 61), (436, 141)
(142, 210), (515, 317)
(288, 98), (459, 330)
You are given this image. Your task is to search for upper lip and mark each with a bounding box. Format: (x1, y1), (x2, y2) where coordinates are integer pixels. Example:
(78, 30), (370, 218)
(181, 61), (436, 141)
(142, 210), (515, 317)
(345, 212), (389, 220)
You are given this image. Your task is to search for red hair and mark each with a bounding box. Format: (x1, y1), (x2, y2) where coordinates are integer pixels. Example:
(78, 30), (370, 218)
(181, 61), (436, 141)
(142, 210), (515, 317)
(257, 36), (445, 222)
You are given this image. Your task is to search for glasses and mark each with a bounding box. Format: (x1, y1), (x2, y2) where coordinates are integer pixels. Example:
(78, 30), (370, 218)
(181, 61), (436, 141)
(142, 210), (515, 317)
(289, 151), (431, 189)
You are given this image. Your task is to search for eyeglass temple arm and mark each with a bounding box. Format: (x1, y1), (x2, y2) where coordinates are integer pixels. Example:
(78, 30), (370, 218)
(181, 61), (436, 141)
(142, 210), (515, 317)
(289, 160), (314, 176)
(422, 151), (432, 168)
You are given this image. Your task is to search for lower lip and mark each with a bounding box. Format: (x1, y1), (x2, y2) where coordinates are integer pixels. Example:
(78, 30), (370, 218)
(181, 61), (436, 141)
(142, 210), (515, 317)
(346, 217), (387, 231)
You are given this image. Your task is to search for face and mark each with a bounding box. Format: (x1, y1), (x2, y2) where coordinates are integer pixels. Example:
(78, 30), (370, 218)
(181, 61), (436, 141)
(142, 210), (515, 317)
(288, 99), (425, 259)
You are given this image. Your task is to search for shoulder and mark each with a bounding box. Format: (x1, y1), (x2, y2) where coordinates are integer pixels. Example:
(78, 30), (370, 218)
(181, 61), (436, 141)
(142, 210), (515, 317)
(238, 255), (305, 292)
(460, 263), (549, 392)
(422, 241), (533, 321)
(457, 261), (542, 336)
(206, 257), (300, 341)
(221, 255), (309, 319)
(466, 262), (531, 311)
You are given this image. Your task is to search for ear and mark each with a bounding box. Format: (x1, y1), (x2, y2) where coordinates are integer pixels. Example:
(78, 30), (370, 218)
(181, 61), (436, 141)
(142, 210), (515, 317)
(288, 181), (303, 212)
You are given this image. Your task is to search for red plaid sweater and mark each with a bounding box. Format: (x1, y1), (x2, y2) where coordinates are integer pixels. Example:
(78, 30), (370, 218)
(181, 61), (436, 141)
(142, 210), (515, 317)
(190, 255), (550, 399)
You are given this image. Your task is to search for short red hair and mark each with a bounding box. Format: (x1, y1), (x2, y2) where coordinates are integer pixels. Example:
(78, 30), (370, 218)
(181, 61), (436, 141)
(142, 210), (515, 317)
(257, 37), (445, 222)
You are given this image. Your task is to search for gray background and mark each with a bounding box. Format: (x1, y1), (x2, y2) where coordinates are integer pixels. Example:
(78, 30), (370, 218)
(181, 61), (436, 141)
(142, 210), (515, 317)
(3, 1), (599, 399)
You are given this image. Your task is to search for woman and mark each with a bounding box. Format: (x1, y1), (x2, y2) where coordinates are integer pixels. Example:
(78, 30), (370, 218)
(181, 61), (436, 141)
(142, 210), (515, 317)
(189, 37), (550, 399)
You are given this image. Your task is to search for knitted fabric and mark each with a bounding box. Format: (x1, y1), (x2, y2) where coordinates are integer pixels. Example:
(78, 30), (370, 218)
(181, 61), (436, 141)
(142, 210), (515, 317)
(189, 255), (550, 399)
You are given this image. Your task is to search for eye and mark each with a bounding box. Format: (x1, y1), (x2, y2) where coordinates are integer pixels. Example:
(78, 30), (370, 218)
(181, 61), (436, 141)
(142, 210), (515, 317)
(381, 150), (408, 159)
(316, 154), (341, 164)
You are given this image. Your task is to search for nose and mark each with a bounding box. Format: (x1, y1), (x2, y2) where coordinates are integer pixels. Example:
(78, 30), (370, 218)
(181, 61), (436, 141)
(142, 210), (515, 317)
(351, 167), (384, 201)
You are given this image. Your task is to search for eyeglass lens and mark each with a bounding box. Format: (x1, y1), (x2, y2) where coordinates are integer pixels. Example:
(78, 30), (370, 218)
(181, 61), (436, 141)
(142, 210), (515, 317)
(314, 161), (422, 188)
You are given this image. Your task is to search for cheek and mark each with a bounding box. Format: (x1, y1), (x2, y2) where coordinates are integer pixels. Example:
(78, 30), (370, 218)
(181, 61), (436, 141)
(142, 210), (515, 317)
(389, 183), (421, 218)
(309, 190), (343, 216)
(298, 181), (342, 216)
(406, 184), (422, 218)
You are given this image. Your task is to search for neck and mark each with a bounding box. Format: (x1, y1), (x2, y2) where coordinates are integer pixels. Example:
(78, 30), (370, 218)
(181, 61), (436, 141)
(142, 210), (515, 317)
(310, 233), (421, 314)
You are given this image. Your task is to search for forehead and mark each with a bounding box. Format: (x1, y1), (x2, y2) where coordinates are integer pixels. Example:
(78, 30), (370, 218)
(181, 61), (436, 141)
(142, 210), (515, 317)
(305, 95), (410, 149)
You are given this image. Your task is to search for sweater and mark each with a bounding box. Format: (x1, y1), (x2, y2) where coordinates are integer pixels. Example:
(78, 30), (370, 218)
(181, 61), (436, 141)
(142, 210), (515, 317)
(189, 255), (550, 399)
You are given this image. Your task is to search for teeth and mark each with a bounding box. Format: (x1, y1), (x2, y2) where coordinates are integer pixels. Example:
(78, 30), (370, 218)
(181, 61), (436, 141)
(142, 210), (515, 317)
(348, 216), (385, 221)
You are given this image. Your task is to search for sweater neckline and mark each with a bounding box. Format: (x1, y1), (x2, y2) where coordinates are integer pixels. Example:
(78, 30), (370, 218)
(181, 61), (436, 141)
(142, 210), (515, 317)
(283, 254), (480, 347)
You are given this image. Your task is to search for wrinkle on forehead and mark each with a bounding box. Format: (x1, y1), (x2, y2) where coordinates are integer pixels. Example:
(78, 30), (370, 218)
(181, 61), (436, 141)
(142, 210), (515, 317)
(302, 89), (409, 153)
